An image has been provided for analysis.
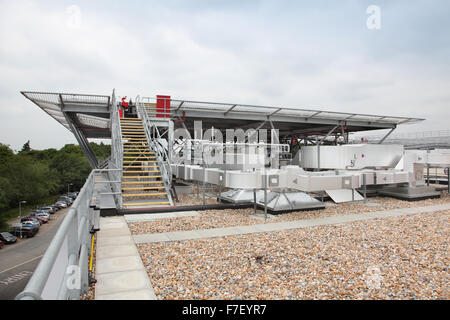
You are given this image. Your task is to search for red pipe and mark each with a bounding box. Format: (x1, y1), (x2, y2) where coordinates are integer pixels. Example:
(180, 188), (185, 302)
(174, 111), (186, 123)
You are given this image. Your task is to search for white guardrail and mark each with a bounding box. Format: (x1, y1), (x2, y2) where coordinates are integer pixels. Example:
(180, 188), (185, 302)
(15, 169), (103, 300)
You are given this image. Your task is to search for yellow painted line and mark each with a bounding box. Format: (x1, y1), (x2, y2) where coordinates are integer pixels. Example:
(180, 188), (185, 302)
(89, 234), (95, 271)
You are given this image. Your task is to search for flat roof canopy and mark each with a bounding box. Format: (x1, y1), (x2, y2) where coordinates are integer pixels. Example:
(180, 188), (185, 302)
(153, 98), (425, 137)
(22, 91), (424, 139)
(22, 91), (111, 139)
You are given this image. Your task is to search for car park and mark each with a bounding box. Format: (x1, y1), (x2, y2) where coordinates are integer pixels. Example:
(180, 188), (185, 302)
(0, 232), (18, 244)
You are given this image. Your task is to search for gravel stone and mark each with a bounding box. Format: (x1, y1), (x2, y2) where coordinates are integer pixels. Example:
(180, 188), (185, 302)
(137, 208), (450, 300)
(129, 195), (450, 235)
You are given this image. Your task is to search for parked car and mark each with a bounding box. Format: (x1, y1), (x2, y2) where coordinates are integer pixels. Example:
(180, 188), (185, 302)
(64, 193), (77, 200)
(11, 223), (39, 238)
(33, 215), (48, 224)
(57, 196), (72, 205)
(54, 201), (67, 209)
(32, 210), (50, 218)
(40, 206), (55, 214)
(35, 209), (50, 215)
(35, 212), (50, 222)
(37, 211), (50, 218)
(50, 205), (60, 211)
(0, 241), (4, 249)
(21, 217), (42, 227)
(0, 232), (18, 244)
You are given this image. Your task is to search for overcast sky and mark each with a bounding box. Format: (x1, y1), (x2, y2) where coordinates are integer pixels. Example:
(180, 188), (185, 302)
(0, 0), (449, 151)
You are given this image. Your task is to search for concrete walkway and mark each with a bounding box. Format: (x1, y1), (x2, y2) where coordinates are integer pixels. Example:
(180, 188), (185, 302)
(133, 203), (450, 244)
(95, 216), (157, 300)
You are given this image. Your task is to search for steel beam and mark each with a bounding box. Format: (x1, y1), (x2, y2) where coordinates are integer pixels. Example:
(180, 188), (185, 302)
(378, 127), (397, 144)
(175, 109), (397, 130)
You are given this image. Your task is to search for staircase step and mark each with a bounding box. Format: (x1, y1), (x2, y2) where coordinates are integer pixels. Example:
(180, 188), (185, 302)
(123, 145), (149, 147)
(121, 135), (145, 137)
(122, 181), (163, 184)
(123, 160), (157, 163)
(122, 148), (152, 151)
(123, 201), (171, 207)
(122, 193), (167, 197)
(124, 142), (149, 144)
(122, 176), (162, 182)
(122, 186), (165, 190)
(123, 156), (156, 159)
(123, 165), (159, 168)
(122, 170), (160, 173)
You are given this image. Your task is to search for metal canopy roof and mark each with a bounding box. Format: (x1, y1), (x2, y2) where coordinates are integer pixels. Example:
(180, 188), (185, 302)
(22, 90), (424, 140)
(21, 91), (111, 138)
(169, 98), (423, 125)
(145, 97), (424, 136)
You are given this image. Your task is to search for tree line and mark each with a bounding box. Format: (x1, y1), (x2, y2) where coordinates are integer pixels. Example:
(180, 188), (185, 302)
(0, 141), (110, 212)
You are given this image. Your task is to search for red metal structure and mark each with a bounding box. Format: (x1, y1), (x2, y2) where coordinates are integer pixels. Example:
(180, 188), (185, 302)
(156, 95), (171, 118)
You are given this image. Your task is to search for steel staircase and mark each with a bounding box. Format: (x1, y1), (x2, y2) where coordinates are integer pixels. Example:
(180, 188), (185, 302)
(120, 117), (172, 208)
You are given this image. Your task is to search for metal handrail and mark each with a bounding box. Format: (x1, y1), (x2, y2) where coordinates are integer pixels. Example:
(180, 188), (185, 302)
(136, 96), (173, 205)
(15, 170), (105, 300)
(109, 90), (123, 208)
(138, 96), (175, 118)
(350, 130), (450, 145)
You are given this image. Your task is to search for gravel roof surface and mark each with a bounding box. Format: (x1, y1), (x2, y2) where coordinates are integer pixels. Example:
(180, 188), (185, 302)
(138, 209), (450, 300)
(129, 195), (450, 235)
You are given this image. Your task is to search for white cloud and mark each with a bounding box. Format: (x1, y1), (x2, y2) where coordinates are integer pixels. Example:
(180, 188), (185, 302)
(0, 0), (449, 150)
